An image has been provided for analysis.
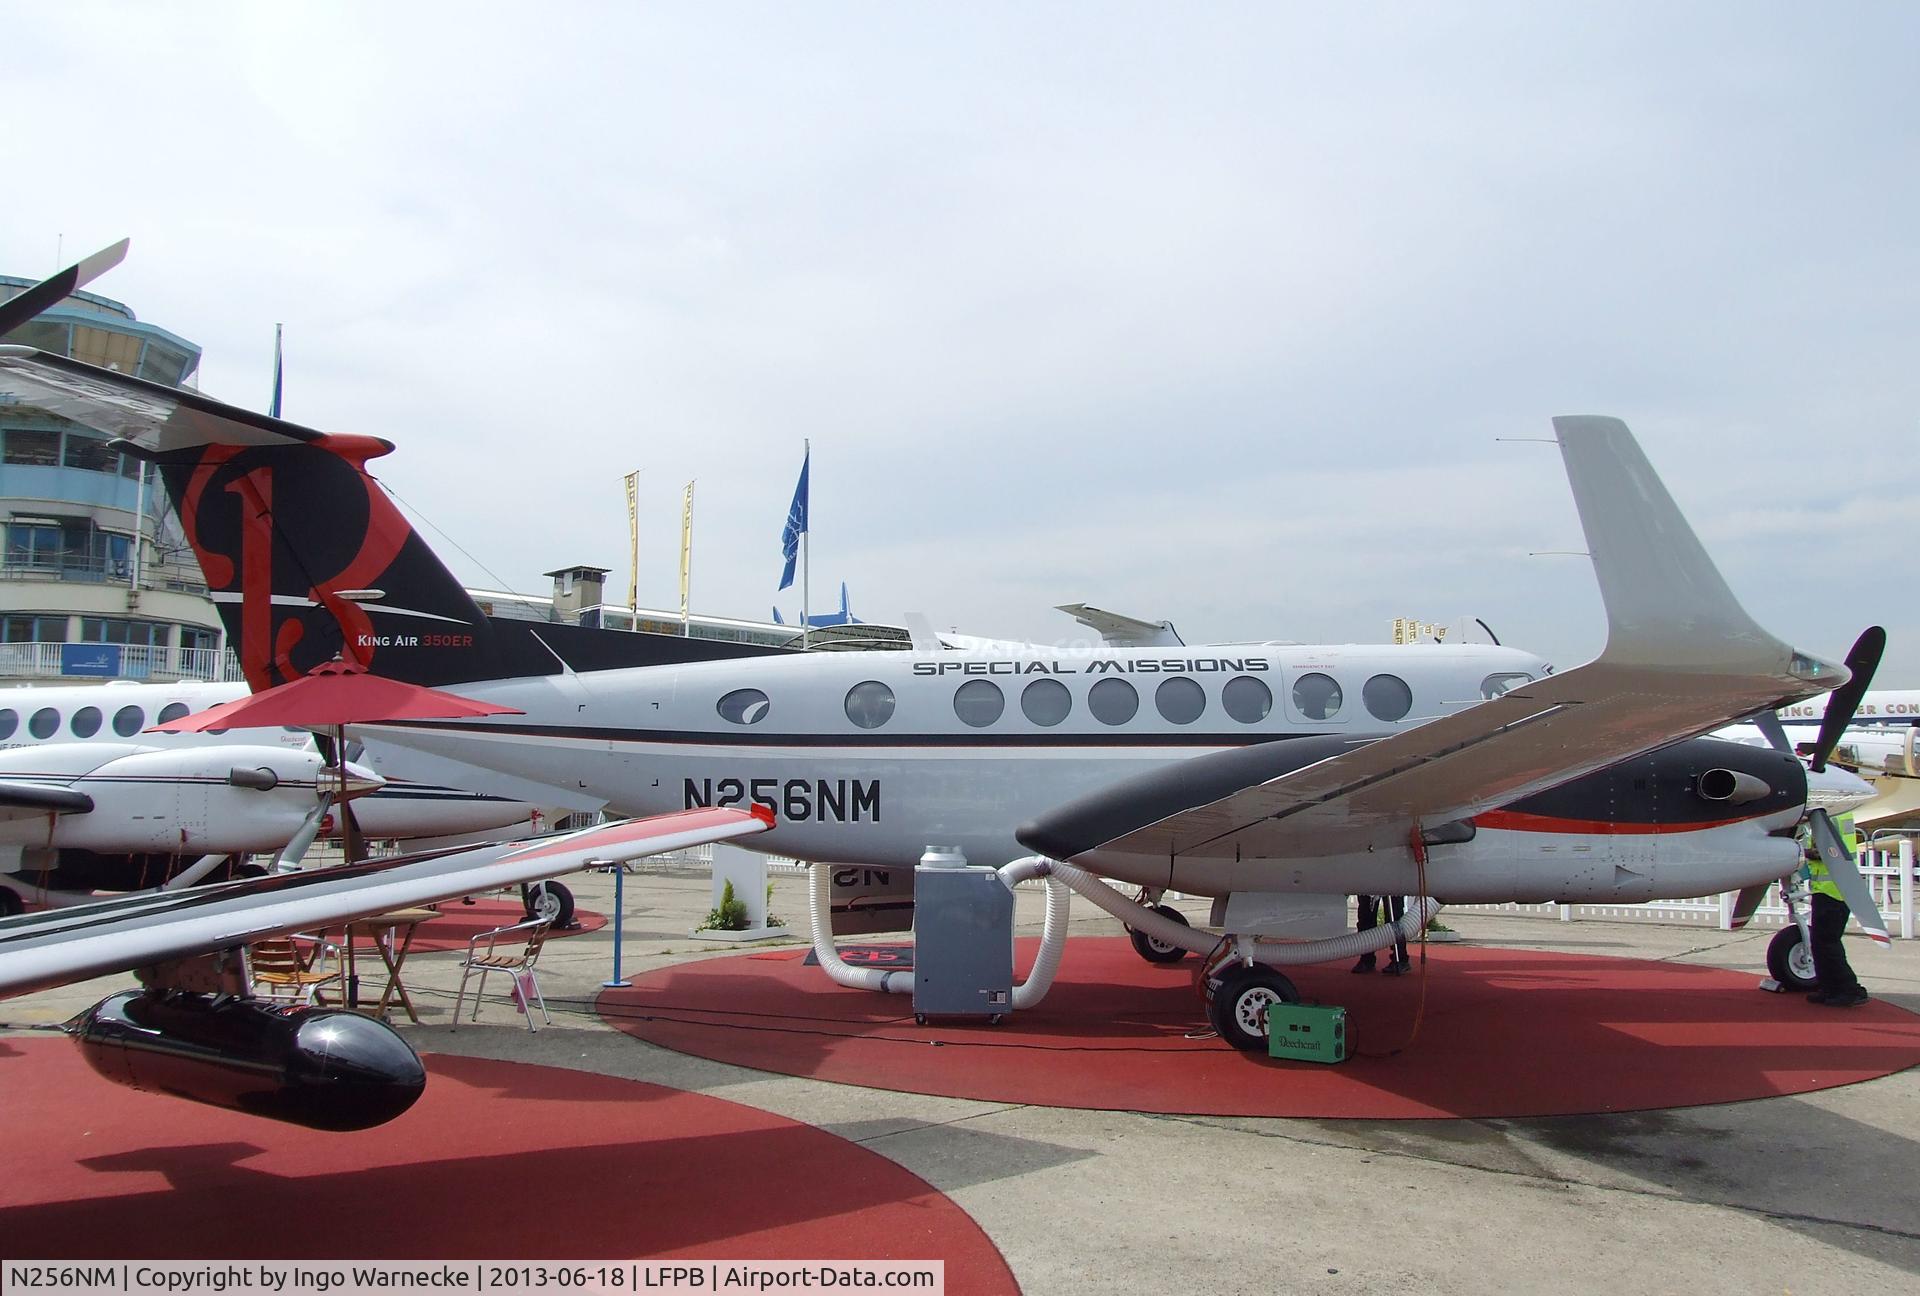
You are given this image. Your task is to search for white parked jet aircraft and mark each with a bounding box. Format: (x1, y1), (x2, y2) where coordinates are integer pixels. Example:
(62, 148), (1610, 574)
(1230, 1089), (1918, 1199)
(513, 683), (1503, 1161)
(0, 679), (596, 914)
(0, 244), (1878, 1050)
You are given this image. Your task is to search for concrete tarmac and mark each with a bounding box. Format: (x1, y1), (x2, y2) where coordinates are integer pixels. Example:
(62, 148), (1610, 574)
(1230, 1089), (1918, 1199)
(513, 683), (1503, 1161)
(9, 869), (1920, 1295)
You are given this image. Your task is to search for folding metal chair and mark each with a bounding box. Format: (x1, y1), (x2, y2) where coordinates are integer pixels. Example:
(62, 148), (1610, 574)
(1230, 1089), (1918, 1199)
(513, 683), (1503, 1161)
(247, 934), (341, 1006)
(453, 918), (552, 1031)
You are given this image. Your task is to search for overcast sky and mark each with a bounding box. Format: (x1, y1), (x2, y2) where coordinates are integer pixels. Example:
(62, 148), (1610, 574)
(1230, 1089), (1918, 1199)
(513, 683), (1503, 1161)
(9, 3), (1917, 680)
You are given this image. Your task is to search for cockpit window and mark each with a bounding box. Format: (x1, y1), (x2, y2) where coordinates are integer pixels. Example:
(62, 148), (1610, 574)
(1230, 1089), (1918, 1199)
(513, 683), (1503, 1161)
(1481, 672), (1534, 699)
(716, 688), (771, 725)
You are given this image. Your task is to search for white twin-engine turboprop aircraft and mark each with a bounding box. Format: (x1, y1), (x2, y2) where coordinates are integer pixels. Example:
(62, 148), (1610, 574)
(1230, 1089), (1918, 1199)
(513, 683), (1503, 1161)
(0, 242), (1879, 1058)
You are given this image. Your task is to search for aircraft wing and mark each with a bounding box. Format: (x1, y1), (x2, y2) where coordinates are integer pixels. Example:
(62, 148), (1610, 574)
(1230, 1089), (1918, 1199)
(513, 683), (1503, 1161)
(0, 805), (770, 999)
(1019, 417), (1844, 868)
(1056, 603), (1185, 648)
(0, 345), (330, 454)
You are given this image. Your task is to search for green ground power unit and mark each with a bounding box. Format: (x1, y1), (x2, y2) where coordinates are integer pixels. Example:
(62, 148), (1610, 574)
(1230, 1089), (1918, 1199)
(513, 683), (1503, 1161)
(1266, 1003), (1348, 1064)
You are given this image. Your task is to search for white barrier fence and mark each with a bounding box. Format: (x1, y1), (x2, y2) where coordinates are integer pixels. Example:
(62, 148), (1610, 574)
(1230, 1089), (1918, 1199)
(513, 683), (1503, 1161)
(1448, 838), (1919, 937)
(645, 837), (1920, 938)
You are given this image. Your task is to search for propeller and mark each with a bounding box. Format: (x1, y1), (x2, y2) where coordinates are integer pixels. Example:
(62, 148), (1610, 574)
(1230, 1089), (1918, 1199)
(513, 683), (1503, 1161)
(1810, 626), (1885, 772)
(1738, 626), (1887, 942)
(313, 727), (367, 865)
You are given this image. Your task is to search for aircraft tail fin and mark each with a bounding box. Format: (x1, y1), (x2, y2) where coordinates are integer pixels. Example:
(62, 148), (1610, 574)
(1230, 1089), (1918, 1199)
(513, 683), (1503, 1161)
(145, 436), (502, 690)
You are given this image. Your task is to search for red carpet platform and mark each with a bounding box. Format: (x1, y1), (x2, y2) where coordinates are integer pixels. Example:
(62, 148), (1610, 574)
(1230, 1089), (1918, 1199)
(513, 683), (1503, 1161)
(397, 898), (606, 952)
(598, 937), (1920, 1120)
(0, 1037), (1014, 1287)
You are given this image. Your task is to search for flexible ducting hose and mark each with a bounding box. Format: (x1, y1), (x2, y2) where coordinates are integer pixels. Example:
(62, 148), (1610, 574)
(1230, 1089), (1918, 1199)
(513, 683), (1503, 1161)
(806, 859), (1076, 1004)
(807, 862), (912, 993)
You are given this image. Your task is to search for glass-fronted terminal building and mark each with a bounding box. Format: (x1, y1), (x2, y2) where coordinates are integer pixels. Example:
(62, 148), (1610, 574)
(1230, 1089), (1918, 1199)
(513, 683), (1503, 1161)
(0, 272), (226, 683)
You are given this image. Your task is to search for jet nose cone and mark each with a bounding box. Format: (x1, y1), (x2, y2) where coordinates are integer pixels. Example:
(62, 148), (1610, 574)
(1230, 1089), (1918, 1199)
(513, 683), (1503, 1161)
(1806, 764), (1876, 816)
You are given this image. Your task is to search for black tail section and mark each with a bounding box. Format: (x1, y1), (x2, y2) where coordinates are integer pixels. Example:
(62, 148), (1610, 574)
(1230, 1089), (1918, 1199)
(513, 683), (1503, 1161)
(152, 435), (498, 689)
(149, 436), (787, 691)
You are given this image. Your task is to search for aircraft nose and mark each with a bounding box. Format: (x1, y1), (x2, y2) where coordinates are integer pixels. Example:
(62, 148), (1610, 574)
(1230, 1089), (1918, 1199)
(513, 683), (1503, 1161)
(1805, 764), (1876, 816)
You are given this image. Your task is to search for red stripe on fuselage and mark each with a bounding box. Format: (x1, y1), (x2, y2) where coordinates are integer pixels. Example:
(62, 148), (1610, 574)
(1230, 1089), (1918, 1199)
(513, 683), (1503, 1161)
(1474, 808), (1769, 836)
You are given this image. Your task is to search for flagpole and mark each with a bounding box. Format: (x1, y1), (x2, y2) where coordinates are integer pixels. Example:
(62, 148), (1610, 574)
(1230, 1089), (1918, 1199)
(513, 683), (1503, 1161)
(801, 438), (810, 651)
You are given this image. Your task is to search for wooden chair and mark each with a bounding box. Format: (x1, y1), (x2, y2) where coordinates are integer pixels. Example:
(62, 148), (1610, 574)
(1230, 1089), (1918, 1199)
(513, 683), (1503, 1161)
(247, 934), (341, 1006)
(453, 919), (552, 1031)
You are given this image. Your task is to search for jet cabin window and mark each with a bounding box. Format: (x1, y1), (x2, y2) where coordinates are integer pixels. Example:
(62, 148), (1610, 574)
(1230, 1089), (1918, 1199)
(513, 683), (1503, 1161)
(1363, 673), (1413, 722)
(29, 707), (59, 739)
(1480, 672), (1533, 699)
(1021, 678), (1072, 727)
(1221, 675), (1272, 724)
(953, 679), (1005, 727)
(0, 709), (15, 740)
(70, 706), (102, 738)
(156, 702), (191, 726)
(1155, 677), (1206, 725)
(844, 681), (895, 729)
(1292, 672), (1343, 721)
(113, 705), (145, 737)
(716, 689), (772, 725)
(1087, 678), (1139, 725)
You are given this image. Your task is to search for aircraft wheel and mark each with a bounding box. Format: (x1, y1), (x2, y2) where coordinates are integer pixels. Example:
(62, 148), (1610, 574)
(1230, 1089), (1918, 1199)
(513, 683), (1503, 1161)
(1128, 904), (1192, 963)
(914, 1013), (928, 1027)
(524, 880), (576, 928)
(0, 886), (22, 917)
(228, 861), (269, 881)
(1207, 965), (1299, 1051)
(1767, 925), (1819, 990)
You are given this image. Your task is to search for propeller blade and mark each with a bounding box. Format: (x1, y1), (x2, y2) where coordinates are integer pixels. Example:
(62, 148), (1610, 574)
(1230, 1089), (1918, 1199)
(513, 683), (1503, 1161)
(1811, 627), (1886, 772)
(1749, 709), (1794, 756)
(339, 792), (366, 865)
(276, 793), (334, 871)
(1727, 881), (1772, 929)
(0, 238), (130, 338)
(1806, 807), (1890, 945)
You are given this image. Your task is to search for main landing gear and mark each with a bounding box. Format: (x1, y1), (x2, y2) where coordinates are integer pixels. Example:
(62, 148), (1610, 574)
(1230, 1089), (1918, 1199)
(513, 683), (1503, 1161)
(1202, 948), (1300, 1051)
(1126, 889), (1192, 964)
(523, 879), (576, 929)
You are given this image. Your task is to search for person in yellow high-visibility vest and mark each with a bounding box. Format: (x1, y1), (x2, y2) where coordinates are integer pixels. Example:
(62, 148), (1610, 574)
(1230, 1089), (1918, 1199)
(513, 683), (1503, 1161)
(1804, 813), (1868, 1007)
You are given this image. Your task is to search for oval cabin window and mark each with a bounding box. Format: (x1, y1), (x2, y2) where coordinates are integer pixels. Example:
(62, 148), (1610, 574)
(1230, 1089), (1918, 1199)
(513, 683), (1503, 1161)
(716, 689), (772, 725)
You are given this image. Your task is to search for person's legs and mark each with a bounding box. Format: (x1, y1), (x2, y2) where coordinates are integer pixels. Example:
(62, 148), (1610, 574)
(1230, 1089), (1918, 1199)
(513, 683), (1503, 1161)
(1808, 892), (1866, 1004)
(1352, 895), (1378, 973)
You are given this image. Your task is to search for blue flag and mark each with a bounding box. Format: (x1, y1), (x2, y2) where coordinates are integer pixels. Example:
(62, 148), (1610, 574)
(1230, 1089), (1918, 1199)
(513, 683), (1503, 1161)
(268, 325), (283, 419)
(778, 448), (809, 591)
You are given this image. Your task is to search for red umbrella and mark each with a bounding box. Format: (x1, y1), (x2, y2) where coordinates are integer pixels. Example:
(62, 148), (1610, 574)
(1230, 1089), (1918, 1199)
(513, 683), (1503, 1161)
(154, 659), (522, 732)
(153, 659), (522, 863)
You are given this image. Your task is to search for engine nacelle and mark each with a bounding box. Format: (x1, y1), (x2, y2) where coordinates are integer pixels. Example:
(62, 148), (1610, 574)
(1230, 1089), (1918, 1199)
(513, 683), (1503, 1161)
(74, 991), (425, 1131)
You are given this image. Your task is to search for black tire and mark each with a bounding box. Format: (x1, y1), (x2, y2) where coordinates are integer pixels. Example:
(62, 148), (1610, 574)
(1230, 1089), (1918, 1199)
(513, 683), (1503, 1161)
(228, 861), (269, 881)
(1128, 904), (1192, 964)
(0, 886), (23, 917)
(1206, 965), (1299, 1051)
(914, 1013), (928, 1026)
(1768, 925), (1818, 990)
(524, 880), (576, 928)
